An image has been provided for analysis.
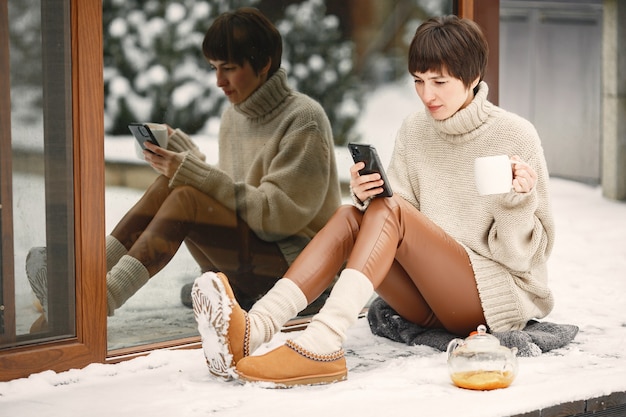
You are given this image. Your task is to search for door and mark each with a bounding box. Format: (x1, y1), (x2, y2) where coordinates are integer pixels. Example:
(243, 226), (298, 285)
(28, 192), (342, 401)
(500, 1), (603, 184)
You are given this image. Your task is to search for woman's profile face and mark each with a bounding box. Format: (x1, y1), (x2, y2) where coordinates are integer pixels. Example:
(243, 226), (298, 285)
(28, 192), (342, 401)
(412, 69), (477, 120)
(209, 59), (269, 104)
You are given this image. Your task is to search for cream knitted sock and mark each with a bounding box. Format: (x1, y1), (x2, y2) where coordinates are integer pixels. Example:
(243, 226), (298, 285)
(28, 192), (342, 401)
(106, 235), (127, 272)
(247, 278), (308, 353)
(294, 268), (374, 354)
(106, 255), (150, 316)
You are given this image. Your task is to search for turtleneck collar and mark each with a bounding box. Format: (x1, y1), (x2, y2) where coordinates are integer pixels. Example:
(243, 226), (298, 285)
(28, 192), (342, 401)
(233, 68), (292, 120)
(426, 81), (495, 144)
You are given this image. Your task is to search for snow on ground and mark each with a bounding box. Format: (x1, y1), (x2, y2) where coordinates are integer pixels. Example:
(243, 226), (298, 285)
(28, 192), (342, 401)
(2, 79), (626, 417)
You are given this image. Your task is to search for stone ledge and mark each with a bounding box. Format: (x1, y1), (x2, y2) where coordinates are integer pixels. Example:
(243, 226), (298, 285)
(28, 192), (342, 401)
(510, 391), (626, 417)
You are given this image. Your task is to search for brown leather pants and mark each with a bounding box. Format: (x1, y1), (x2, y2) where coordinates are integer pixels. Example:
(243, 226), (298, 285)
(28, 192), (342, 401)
(286, 195), (485, 335)
(110, 175), (288, 309)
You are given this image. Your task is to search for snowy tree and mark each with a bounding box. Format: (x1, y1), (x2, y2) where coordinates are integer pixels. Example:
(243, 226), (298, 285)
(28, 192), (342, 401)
(103, 0), (250, 134)
(277, 0), (363, 145)
(103, 0), (363, 144)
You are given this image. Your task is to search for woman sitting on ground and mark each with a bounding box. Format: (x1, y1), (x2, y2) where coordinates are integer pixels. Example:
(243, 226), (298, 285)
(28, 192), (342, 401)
(193, 14), (554, 387)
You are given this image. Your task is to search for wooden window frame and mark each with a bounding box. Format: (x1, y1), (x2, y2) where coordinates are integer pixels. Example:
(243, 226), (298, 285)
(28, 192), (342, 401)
(0, 0), (15, 348)
(0, 0), (106, 381)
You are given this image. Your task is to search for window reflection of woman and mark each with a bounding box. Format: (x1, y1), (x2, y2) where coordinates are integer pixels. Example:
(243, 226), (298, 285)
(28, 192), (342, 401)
(107, 7), (341, 314)
(26, 7), (341, 322)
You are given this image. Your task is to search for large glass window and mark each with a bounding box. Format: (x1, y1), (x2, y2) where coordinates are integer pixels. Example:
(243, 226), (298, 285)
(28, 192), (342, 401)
(1, 0), (75, 349)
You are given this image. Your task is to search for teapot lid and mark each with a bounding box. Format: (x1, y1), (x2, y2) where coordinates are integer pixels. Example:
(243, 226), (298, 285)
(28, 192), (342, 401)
(464, 325), (501, 350)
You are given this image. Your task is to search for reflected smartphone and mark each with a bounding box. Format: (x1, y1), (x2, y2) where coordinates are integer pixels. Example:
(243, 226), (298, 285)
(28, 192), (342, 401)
(348, 143), (393, 198)
(128, 123), (160, 153)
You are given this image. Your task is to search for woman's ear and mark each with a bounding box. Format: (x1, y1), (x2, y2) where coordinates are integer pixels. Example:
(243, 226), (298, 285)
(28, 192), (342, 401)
(470, 76), (480, 90)
(260, 59), (271, 76)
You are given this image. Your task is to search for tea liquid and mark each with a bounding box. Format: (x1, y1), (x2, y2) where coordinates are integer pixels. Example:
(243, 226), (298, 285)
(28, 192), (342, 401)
(450, 370), (515, 390)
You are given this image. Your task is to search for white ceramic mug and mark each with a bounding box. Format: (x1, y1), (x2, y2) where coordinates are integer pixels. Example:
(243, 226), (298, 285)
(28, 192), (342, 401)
(134, 122), (168, 159)
(474, 155), (513, 195)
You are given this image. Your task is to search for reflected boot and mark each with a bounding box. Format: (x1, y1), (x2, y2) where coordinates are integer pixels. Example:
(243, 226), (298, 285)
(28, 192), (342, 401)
(236, 269), (374, 387)
(181, 282), (194, 308)
(25, 247), (48, 332)
(106, 255), (150, 316)
(192, 272), (306, 380)
(26, 237), (127, 318)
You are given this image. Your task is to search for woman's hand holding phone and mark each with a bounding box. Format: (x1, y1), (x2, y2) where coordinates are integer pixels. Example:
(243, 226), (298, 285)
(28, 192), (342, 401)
(143, 142), (185, 178)
(348, 143), (393, 201)
(350, 162), (388, 202)
(128, 122), (184, 178)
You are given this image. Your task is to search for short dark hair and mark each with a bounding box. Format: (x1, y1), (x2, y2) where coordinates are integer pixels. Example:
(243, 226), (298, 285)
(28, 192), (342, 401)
(202, 8), (282, 77)
(408, 15), (488, 88)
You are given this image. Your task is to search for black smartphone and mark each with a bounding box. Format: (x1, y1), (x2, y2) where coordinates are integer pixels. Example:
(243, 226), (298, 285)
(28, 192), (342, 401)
(348, 143), (393, 198)
(128, 123), (160, 153)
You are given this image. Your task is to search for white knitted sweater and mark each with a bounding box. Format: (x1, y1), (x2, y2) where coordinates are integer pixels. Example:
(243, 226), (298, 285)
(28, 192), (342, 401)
(165, 69), (341, 264)
(385, 82), (555, 332)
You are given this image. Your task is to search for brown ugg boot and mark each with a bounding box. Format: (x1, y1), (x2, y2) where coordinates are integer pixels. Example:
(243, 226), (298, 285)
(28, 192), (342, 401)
(235, 269), (373, 387)
(235, 340), (346, 387)
(192, 272), (250, 380)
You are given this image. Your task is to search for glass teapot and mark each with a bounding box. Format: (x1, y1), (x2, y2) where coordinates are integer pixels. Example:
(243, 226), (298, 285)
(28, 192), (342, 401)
(446, 324), (519, 390)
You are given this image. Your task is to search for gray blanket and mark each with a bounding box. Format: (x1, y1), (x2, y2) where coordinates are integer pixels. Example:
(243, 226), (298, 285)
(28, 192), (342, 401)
(367, 297), (579, 357)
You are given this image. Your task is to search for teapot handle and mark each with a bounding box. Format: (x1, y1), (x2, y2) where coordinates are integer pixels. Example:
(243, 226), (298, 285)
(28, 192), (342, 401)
(503, 359), (517, 375)
(446, 338), (464, 359)
(503, 347), (518, 372)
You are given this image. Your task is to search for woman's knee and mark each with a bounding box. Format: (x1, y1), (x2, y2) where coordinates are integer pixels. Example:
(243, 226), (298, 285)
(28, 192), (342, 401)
(334, 204), (361, 219)
(168, 184), (198, 199)
(330, 198), (397, 225)
(168, 184), (217, 211)
(358, 196), (403, 233)
(137, 175), (173, 206)
(167, 185), (238, 228)
(365, 195), (402, 217)
(146, 175), (170, 193)
(327, 204), (362, 233)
